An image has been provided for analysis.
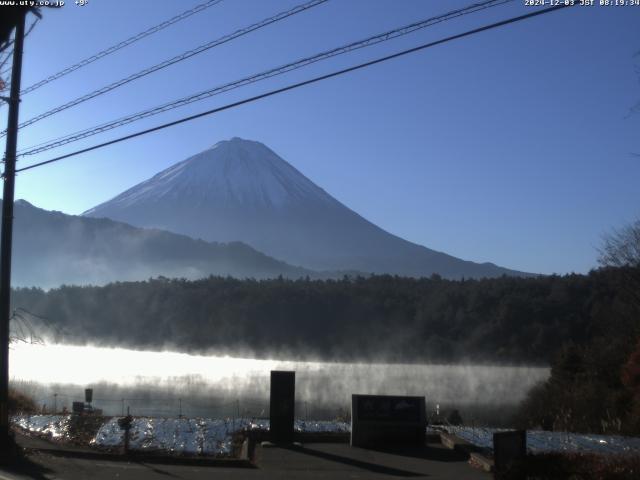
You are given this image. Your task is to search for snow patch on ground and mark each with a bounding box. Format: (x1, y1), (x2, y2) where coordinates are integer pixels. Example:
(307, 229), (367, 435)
(442, 426), (640, 455)
(13, 415), (350, 457)
(91, 418), (350, 455)
(13, 414), (71, 440)
(92, 417), (238, 455)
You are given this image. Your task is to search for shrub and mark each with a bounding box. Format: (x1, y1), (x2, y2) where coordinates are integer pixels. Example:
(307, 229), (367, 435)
(8, 388), (37, 414)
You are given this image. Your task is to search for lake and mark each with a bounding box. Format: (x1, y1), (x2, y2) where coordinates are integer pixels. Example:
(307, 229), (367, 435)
(10, 342), (549, 421)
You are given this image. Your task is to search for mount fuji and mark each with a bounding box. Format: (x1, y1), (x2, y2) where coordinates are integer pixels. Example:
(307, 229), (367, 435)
(84, 137), (529, 279)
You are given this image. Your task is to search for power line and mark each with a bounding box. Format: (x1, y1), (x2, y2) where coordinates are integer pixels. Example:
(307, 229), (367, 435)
(0, 18), (39, 97)
(17, 0), (513, 157)
(13, 3), (574, 175)
(24, 17), (39, 39)
(0, 52), (13, 74)
(20, 0), (225, 96)
(0, 40), (13, 56)
(6, 0), (328, 137)
(0, 32), (15, 88)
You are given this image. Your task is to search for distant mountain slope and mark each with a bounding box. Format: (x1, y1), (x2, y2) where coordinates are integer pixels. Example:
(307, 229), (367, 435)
(4, 199), (312, 288)
(85, 137), (531, 279)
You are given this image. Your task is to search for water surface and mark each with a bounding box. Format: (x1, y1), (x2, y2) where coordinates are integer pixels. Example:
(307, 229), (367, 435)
(10, 343), (549, 418)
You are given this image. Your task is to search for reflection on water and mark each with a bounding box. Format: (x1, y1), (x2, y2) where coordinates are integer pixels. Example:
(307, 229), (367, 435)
(10, 343), (549, 418)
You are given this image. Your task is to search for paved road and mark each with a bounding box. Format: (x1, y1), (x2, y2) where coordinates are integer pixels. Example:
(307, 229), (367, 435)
(1, 452), (253, 480)
(1, 438), (489, 479)
(255, 442), (489, 479)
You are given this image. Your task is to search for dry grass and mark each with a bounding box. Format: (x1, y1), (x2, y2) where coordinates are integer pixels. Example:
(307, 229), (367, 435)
(522, 452), (640, 480)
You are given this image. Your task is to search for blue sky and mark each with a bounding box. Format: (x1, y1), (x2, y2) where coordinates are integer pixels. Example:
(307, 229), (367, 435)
(2, 0), (639, 275)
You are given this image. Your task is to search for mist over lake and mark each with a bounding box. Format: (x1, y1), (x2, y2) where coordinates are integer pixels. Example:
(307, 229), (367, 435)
(9, 343), (548, 419)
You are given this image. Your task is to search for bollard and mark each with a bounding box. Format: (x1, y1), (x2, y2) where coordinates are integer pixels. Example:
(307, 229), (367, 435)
(118, 407), (133, 455)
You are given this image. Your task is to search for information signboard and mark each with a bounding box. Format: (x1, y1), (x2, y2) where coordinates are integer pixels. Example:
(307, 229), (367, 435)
(351, 394), (426, 448)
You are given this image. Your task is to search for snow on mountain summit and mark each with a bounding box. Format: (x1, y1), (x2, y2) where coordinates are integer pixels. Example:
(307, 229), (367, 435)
(86, 138), (335, 214)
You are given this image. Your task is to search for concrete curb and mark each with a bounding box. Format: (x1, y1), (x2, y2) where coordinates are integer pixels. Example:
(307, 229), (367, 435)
(439, 432), (494, 473)
(469, 451), (494, 473)
(21, 446), (255, 468)
(241, 431), (350, 463)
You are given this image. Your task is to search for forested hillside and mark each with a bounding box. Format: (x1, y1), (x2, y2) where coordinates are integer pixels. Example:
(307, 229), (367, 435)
(4, 199), (317, 288)
(515, 223), (640, 435)
(12, 267), (638, 365)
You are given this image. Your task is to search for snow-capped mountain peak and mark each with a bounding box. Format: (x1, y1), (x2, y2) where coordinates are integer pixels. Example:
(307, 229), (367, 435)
(84, 138), (529, 279)
(85, 138), (334, 214)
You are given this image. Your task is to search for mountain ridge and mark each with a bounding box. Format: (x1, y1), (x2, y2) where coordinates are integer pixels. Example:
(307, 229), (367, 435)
(3, 199), (331, 288)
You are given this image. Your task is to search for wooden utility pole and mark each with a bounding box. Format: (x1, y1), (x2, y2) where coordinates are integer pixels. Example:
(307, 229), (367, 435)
(0, 10), (26, 454)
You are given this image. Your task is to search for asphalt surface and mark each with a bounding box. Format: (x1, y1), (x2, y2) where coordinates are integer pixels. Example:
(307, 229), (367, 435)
(0, 434), (490, 479)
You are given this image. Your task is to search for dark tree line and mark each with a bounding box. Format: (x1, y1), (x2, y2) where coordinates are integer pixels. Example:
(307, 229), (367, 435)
(11, 267), (637, 366)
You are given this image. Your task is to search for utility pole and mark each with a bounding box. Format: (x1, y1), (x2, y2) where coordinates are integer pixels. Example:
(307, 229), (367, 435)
(0, 10), (26, 455)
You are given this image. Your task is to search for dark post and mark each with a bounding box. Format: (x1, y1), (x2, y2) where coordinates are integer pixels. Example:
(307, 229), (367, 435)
(0, 10), (26, 454)
(269, 370), (295, 443)
(124, 424), (130, 453)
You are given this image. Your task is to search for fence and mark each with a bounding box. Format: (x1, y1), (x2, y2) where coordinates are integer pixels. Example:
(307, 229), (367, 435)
(18, 388), (350, 421)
